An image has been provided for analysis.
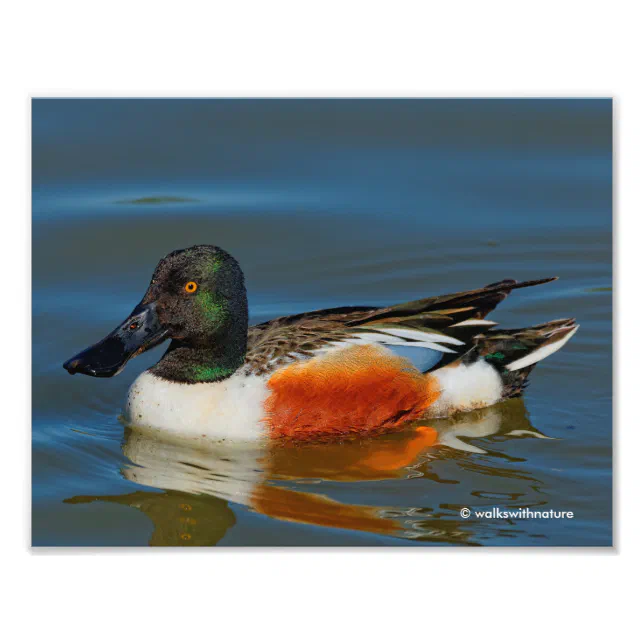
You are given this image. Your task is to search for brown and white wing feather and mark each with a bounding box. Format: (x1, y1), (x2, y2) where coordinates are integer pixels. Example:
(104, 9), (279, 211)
(245, 277), (558, 376)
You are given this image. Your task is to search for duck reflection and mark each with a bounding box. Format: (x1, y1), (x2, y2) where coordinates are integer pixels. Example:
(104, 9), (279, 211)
(64, 398), (549, 546)
(65, 489), (235, 546)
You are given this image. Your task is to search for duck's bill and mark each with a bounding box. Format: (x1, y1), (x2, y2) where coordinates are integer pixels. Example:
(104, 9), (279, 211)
(63, 302), (168, 378)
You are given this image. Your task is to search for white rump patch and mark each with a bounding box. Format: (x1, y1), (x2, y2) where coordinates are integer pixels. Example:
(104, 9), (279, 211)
(429, 360), (503, 417)
(506, 325), (579, 372)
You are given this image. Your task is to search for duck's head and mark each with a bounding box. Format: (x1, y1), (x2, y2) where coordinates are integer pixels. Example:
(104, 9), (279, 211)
(63, 245), (248, 378)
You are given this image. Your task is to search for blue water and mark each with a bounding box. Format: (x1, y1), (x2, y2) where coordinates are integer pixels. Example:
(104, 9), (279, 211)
(32, 99), (612, 546)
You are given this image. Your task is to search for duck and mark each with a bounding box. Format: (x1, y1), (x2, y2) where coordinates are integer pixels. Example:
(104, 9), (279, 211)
(63, 244), (579, 442)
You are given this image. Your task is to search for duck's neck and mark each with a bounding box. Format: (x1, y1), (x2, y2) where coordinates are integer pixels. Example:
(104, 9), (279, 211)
(151, 321), (248, 384)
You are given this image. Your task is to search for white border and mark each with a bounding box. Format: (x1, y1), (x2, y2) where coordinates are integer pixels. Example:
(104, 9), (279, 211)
(3, 1), (642, 640)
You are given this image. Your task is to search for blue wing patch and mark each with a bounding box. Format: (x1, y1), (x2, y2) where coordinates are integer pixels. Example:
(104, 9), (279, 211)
(387, 345), (445, 372)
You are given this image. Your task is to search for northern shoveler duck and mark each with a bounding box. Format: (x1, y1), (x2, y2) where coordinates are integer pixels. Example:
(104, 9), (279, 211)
(63, 244), (578, 441)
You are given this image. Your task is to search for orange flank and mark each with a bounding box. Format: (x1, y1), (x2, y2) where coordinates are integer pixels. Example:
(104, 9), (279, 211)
(264, 345), (441, 439)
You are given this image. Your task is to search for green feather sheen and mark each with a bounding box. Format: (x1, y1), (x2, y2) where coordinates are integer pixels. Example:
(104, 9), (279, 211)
(196, 290), (228, 322)
(192, 365), (235, 382)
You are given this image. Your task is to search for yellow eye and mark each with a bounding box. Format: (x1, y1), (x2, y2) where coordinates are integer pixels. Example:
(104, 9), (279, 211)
(184, 281), (198, 293)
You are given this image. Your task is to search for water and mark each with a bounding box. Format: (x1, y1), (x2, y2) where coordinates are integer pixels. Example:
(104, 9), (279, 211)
(32, 99), (612, 546)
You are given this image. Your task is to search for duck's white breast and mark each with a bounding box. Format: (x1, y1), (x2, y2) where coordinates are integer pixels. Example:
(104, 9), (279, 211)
(125, 370), (270, 441)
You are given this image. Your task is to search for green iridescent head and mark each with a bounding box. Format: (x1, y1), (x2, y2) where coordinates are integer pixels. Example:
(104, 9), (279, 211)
(128, 244), (250, 382)
(140, 245), (248, 346)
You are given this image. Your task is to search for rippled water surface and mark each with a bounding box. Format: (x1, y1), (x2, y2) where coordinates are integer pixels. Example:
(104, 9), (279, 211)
(32, 99), (612, 546)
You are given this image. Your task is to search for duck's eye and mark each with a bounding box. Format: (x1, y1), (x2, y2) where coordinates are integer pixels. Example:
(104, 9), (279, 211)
(184, 281), (198, 293)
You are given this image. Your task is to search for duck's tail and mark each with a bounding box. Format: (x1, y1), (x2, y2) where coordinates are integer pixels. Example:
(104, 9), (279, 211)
(474, 318), (579, 398)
